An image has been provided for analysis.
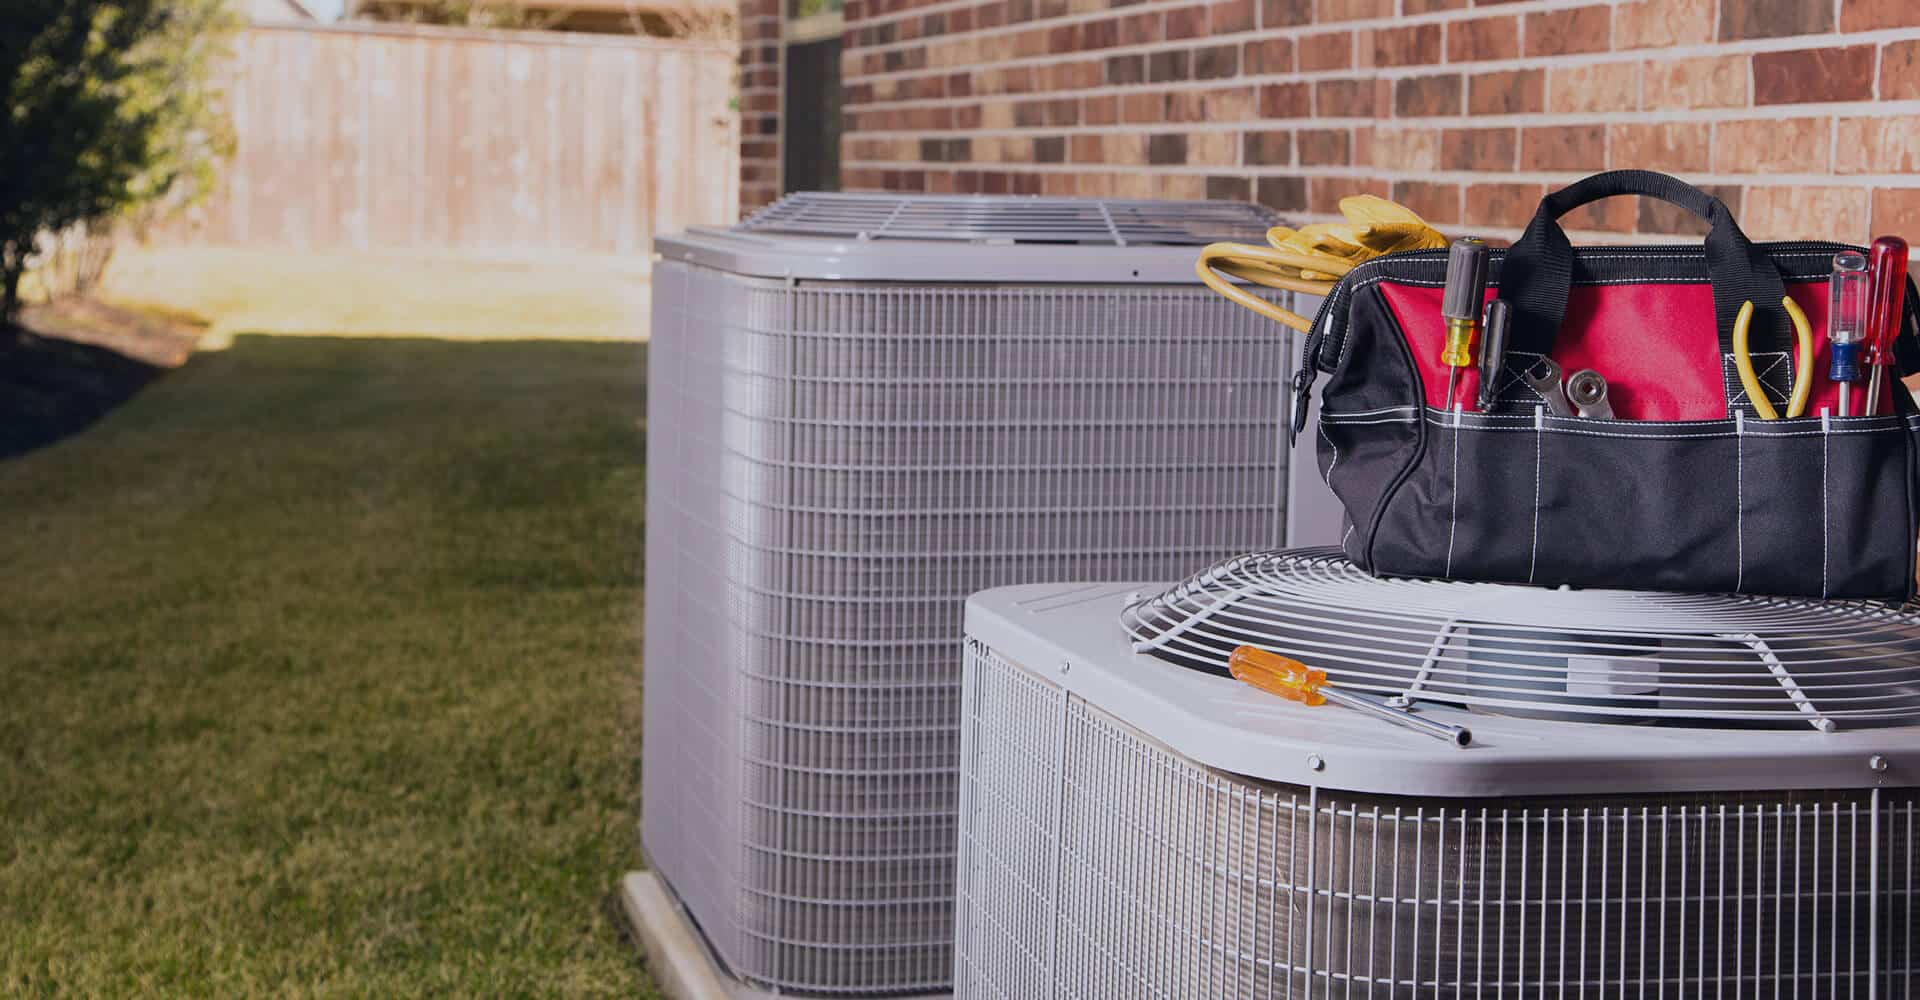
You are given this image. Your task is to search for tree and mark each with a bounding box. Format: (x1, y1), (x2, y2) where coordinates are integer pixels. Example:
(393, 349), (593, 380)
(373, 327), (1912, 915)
(0, 0), (237, 324)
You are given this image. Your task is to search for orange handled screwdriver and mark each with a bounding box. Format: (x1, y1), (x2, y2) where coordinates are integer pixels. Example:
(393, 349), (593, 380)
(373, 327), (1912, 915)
(1229, 645), (1472, 747)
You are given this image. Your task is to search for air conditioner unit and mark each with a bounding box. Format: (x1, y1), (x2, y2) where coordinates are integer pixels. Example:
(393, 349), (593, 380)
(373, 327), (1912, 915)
(956, 549), (1919, 998)
(636, 193), (1344, 997)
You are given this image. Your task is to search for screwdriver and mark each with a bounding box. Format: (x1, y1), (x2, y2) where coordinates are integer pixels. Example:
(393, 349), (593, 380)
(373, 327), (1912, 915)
(1864, 236), (1909, 416)
(1828, 251), (1869, 417)
(1228, 645), (1473, 747)
(1477, 298), (1512, 412)
(1440, 237), (1491, 411)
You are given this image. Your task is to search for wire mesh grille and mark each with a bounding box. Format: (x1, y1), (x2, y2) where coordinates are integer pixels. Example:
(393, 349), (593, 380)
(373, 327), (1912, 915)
(1122, 549), (1920, 732)
(739, 192), (1279, 245)
(956, 641), (1920, 999)
(641, 260), (1293, 996)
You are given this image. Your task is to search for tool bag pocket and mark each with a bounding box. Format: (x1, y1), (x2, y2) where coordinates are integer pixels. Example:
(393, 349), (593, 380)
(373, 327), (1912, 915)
(1295, 170), (1920, 600)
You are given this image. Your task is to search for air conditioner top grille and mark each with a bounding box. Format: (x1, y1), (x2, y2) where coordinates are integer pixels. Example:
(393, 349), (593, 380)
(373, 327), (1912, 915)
(964, 574), (1920, 797)
(738, 192), (1278, 245)
(1123, 549), (1920, 733)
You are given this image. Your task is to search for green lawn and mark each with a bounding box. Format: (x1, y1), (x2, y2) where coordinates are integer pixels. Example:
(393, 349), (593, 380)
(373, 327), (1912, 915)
(0, 336), (658, 997)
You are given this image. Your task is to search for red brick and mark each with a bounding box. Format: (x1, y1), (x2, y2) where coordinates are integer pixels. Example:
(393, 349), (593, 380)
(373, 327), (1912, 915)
(1836, 117), (1920, 174)
(1260, 0), (1311, 28)
(1315, 78), (1376, 117)
(1721, 0), (1833, 39)
(1403, 0), (1464, 11)
(1374, 23), (1442, 67)
(1871, 188), (1920, 238)
(1316, 0), (1393, 22)
(1070, 134), (1104, 163)
(1887, 41), (1920, 101)
(1166, 5), (1207, 40)
(1743, 186), (1870, 242)
(1194, 43), (1240, 79)
(1521, 125), (1606, 172)
(1147, 133), (1188, 165)
(1261, 82), (1313, 118)
(1207, 175), (1254, 202)
(1447, 16), (1519, 63)
(1526, 5), (1610, 56)
(1256, 176), (1309, 211)
(1083, 95), (1119, 125)
(1243, 130), (1293, 165)
(1465, 183), (1547, 229)
(1394, 74), (1463, 117)
(1298, 128), (1351, 165)
(1469, 69), (1543, 115)
(1717, 117), (1835, 176)
(1117, 11), (1162, 44)
(1372, 127), (1442, 171)
(1243, 37), (1294, 74)
(1441, 127), (1517, 171)
(1563, 199), (1637, 234)
(1121, 92), (1162, 123)
(1297, 31), (1353, 72)
(1844, 0), (1920, 29)
(1639, 185), (1742, 235)
(1753, 46), (1876, 105)
(1609, 122), (1710, 173)
(1616, 0), (1715, 48)
(1549, 62), (1639, 113)
(1642, 55), (1750, 110)
(1211, 0), (1257, 34)
(1392, 181), (1462, 225)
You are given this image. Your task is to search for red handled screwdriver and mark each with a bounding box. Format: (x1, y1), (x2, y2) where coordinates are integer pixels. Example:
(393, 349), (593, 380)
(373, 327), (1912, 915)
(1864, 236), (1909, 416)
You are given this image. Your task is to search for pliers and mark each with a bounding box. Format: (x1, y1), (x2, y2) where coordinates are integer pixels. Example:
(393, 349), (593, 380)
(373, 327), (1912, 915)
(1733, 297), (1814, 420)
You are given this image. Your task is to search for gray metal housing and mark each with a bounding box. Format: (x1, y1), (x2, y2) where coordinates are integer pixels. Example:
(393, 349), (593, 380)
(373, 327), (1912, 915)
(957, 581), (1920, 998)
(642, 194), (1335, 997)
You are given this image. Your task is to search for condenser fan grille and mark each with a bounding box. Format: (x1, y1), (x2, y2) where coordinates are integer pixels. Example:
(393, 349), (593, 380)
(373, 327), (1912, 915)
(738, 192), (1277, 245)
(1121, 550), (1920, 732)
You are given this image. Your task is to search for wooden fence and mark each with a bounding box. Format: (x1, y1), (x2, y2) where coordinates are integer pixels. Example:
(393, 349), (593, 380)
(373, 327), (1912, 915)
(159, 22), (738, 257)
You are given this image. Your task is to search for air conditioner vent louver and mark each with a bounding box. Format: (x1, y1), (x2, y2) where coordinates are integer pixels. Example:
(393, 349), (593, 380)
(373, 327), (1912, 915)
(1123, 549), (1920, 731)
(738, 192), (1278, 245)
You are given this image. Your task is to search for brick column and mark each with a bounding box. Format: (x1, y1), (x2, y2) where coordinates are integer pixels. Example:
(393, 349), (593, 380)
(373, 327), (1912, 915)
(740, 0), (782, 215)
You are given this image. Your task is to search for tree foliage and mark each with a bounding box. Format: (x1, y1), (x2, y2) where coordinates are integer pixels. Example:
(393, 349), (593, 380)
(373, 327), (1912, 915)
(0, 0), (237, 323)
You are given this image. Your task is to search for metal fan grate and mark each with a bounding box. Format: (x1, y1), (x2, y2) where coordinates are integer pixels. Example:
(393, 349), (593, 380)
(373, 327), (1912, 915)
(1122, 549), (1920, 732)
(738, 192), (1277, 245)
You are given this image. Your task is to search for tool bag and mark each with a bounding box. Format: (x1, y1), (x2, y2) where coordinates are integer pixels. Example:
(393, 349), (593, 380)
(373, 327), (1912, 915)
(1292, 170), (1920, 600)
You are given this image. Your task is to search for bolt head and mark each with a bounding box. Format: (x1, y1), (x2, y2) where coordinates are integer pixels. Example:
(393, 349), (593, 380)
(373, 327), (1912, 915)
(1306, 754), (1325, 772)
(1870, 754), (1890, 773)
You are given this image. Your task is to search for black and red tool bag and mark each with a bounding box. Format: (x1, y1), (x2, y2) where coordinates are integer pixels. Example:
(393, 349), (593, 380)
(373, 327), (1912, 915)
(1293, 170), (1920, 600)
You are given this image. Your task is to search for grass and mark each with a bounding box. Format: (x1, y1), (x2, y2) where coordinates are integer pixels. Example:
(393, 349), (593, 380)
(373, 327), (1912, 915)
(0, 335), (658, 997)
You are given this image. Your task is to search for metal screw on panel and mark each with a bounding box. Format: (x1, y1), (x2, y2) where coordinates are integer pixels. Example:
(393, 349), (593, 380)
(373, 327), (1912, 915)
(1870, 754), (1890, 773)
(1385, 696), (1411, 709)
(1307, 754), (1325, 772)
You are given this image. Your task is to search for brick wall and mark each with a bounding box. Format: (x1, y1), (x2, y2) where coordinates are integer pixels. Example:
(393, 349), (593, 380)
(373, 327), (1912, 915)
(741, 0), (782, 212)
(827, 0), (1920, 242)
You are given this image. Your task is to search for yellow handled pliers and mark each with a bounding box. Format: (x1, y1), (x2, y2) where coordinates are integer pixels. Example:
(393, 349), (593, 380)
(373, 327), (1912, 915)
(1733, 297), (1814, 419)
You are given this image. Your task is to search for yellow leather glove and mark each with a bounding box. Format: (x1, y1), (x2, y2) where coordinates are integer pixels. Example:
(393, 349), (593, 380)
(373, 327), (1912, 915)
(1197, 195), (1450, 332)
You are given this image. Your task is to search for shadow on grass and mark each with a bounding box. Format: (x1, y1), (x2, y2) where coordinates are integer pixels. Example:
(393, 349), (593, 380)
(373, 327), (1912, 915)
(0, 324), (164, 460)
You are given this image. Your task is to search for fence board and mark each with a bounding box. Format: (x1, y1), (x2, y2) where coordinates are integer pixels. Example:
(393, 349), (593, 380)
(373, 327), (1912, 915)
(159, 22), (738, 257)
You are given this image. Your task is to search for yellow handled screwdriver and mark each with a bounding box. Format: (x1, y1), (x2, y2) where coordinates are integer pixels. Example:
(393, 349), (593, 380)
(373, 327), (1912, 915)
(1229, 645), (1472, 747)
(1440, 238), (1491, 411)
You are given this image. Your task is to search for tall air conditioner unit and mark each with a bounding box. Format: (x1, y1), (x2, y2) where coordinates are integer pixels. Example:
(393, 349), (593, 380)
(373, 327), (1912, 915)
(957, 550), (1919, 997)
(639, 194), (1343, 997)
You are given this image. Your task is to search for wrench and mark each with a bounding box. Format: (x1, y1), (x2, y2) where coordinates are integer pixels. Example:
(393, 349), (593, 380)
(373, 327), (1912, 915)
(1519, 356), (1576, 417)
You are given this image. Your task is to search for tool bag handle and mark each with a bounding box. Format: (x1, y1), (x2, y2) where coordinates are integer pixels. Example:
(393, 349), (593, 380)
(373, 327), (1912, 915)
(1500, 170), (1795, 361)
